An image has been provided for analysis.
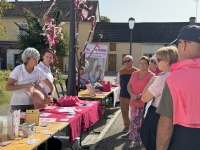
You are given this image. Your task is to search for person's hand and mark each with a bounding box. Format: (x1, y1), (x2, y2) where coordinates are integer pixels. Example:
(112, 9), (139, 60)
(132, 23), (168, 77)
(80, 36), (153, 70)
(27, 82), (36, 89)
(136, 93), (142, 99)
(130, 93), (137, 101)
(45, 96), (53, 105)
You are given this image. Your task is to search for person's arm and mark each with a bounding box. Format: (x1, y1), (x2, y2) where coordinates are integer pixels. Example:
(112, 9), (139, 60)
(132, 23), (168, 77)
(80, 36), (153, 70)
(156, 82), (174, 150)
(42, 78), (55, 100)
(157, 116), (174, 150)
(6, 78), (35, 91)
(127, 73), (137, 100)
(141, 76), (156, 102)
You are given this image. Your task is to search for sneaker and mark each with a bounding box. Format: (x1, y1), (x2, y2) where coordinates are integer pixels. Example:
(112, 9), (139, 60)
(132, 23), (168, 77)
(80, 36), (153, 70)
(122, 127), (129, 133)
(129, 142), (140, 149)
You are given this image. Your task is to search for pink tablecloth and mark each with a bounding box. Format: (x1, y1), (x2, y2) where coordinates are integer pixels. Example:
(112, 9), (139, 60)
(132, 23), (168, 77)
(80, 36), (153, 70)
(40, 101), (102, 142)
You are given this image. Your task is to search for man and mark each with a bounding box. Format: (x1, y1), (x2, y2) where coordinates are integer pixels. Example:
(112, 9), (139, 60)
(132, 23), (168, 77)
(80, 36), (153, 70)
(156, 25), (200, 150)
(116, 55), (138, 133)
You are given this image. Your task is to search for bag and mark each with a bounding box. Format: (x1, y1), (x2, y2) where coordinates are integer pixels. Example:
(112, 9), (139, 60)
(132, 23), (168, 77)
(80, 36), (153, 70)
(57, 96), (79, 107)
(102, 83), (111, 92)
(37, 137), (62, 150)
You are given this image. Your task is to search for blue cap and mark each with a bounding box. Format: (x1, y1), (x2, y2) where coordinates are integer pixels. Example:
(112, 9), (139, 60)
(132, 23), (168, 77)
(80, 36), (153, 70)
(170, 25), (200, 44)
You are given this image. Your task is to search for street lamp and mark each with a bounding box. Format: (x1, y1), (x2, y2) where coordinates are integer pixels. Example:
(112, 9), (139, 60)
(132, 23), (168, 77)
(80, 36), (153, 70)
(128, 17), (135, 56)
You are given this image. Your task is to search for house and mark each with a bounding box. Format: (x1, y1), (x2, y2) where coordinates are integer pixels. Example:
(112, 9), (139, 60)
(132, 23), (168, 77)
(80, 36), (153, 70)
(92, 17), (199, 71)
(1, 0), (199, 71)
(1, 0), (100, 70)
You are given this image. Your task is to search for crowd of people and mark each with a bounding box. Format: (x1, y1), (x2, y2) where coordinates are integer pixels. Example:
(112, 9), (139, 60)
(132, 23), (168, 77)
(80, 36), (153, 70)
(117, 25), (200, 150)
(4, 24), (200, 150)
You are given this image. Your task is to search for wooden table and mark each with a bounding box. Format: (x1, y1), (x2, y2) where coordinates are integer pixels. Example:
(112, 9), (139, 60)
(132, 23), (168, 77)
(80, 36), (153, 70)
(78, 89), (113, 117)
(1, 122), (69, 150)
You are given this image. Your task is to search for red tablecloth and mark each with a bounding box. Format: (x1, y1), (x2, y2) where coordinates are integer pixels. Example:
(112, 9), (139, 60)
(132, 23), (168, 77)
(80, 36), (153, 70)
(40, 101), (102, 142)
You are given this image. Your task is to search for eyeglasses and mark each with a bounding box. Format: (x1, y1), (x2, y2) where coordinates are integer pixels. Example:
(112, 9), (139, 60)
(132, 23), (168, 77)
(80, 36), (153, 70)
(156, 57), (162, 63)
(123, 60), (132, 63)
(150, 60), (156, 64)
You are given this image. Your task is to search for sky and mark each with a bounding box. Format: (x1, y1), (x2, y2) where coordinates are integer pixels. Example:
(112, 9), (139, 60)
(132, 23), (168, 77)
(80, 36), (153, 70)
(99, 0), (199, 23)
(7, 0), (199, 23)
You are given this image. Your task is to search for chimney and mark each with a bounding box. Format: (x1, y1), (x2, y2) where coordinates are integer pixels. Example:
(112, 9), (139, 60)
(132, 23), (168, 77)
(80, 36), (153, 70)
(15, 0), (18, 2)
(189, 17), (196, 25)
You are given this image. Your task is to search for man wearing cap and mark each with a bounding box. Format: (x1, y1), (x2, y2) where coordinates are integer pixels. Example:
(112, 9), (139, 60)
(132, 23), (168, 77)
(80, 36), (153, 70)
(156, 25), (200, 150)
(116, 55), (138, 134)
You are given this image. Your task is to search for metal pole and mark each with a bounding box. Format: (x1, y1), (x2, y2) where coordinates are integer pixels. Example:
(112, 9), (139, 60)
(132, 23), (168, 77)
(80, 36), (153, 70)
(67, 0), (76, 96)
(130, 29), (133, 55)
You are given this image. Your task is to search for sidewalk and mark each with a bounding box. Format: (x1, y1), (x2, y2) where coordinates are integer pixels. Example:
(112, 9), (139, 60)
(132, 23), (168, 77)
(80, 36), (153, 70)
(91, 112), (143, 150)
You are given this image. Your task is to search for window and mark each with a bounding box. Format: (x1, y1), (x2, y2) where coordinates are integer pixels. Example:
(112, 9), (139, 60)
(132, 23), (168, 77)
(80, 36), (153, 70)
(143, 53), (154, 58)
(110, 43), (116, 51)
(18, 23), (28, 35)
(122, 54), (128, 65)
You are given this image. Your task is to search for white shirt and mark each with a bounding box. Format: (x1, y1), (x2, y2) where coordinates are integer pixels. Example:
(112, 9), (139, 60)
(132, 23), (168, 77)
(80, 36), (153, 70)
(148, 72), (170, 108)
(37, 62), (54, 94)
(9, 64), (47, 105)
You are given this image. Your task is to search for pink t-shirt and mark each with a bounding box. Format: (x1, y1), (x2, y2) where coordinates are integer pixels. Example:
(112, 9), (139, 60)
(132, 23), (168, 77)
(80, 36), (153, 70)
(130, 71), (154, 107)
(148, 72), (170, 108)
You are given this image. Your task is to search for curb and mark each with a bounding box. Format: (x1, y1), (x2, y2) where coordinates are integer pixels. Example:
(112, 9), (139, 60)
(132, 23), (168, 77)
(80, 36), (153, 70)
(89, 109), (121, 150)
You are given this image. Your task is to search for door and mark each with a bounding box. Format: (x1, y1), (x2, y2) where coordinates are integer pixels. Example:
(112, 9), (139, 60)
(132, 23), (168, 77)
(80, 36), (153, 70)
(108, 54), (116, 71)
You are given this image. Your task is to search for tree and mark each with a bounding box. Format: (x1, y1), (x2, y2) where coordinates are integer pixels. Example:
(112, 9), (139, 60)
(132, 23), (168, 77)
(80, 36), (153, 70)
(0, 0), (12, 39)
(17, 8), (69, 58)
(100, 16), (110, 23)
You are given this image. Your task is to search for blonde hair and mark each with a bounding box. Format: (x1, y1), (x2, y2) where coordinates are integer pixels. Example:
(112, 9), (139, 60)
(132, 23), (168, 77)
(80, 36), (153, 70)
(156, 46), (178, 65)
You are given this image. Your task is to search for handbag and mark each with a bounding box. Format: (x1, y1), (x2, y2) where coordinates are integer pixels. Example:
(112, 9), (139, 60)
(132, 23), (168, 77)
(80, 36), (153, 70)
(102, 83), (111, 92)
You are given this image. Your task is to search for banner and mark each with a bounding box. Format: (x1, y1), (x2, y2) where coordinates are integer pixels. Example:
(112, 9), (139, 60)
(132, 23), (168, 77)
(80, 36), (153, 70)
(84, 44), (108, 84)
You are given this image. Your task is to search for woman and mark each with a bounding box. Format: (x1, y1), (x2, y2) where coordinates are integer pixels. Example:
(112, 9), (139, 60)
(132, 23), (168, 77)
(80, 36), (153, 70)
(89, 60), (103, 84)
(149, 54), (162, 75)
(140, 46), (178, 150)
(127, 56), (154, 149)
(37, 49), (55, 95)
(5, 47), (55, 111)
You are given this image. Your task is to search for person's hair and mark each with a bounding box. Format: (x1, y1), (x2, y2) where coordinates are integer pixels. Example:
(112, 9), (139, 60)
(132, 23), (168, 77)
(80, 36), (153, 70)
(139, 56), (150, 64)
(21, 47), (40, 65)
(123, 55), (133, 61)
(156, 46), (178, 65)
(41, 48), (55, 59)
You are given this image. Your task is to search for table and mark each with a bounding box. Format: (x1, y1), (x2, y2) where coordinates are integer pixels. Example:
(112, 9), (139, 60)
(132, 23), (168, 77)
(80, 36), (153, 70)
(40, 101), (102, 142)
(78, 89), (113, 115)
(0, 122), (69, 150)
(111, 87), (120, 107)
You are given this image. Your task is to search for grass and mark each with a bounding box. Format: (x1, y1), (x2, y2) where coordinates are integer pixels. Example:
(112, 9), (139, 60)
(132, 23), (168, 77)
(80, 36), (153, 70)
(0, 70), (11, 105)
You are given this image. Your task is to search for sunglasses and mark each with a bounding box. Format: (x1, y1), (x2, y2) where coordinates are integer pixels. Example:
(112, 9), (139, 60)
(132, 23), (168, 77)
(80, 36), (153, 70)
(176, 40), (192, 47)
(156, 57), (162, 63)
(123, 60), (132, 63)
(150, 60), (156, 64)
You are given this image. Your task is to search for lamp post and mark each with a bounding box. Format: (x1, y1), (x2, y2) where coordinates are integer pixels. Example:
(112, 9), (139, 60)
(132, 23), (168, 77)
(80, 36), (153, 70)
(128, 17), (135, 56)
(67, 0), (76, 96)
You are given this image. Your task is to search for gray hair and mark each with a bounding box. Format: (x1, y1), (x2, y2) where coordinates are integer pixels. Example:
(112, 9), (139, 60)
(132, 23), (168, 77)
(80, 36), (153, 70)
(123, 55), (133, 61)
(21, 47), (40, 64)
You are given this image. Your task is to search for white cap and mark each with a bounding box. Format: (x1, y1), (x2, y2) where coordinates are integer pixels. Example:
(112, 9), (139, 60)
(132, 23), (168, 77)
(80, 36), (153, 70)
(151, 54), (157, 61)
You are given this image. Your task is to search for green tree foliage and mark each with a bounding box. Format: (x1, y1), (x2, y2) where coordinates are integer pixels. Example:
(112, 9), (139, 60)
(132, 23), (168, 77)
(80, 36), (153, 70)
(100, 16), (110, 23)
(0, 0), (12, 39)
(17, 8), (69, 58)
